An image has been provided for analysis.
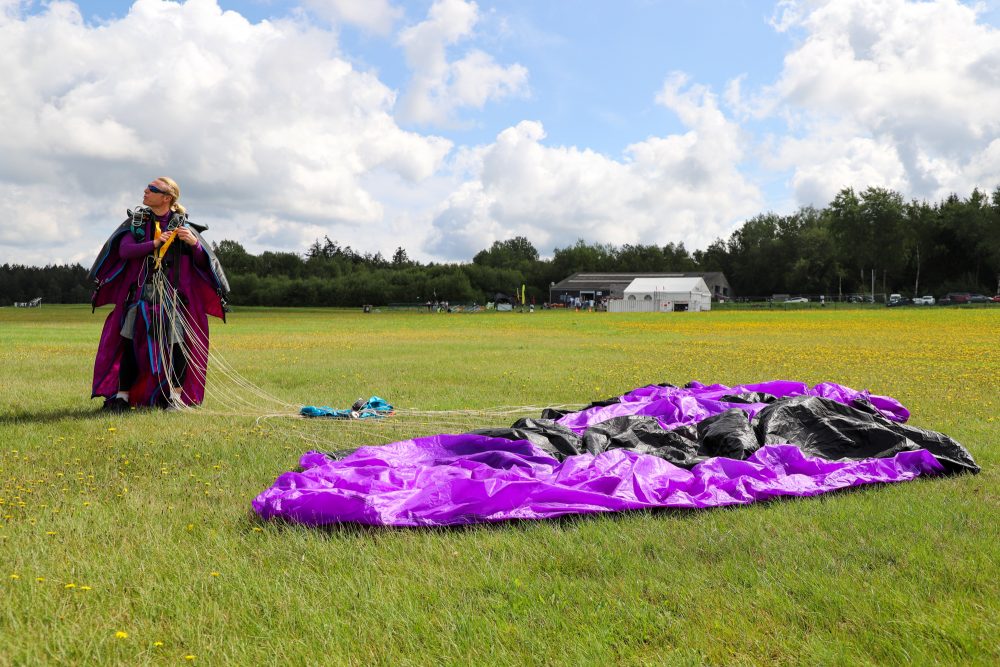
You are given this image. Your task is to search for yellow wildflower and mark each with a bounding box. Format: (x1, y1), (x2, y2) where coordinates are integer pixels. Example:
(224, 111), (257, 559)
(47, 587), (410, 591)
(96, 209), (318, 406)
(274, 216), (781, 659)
(114, 631), (128, 639)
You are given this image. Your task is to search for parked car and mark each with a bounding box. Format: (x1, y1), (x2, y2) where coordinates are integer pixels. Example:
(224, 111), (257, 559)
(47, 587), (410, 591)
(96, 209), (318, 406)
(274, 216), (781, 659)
(969, 294), (991, 303)
(887, 296), (912, 307)
(992, 295), (1000, 303)
(785, 297), (809, 303)
(939, 292), (971, 305)
(912, 295), (936, 305)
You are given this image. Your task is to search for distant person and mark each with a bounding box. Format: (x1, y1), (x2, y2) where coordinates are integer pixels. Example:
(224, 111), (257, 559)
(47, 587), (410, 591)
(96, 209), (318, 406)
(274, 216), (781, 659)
(89, 177), (229, 412)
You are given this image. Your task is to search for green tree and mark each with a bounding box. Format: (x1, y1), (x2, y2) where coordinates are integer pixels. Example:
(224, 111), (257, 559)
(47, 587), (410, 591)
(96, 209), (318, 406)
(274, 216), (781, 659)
(549, 239), (613, 278)
(473, 237), (539, 271)
(391, 247), (412, 268)
(258, 251), (305, 278)
(859, 187), (906, 294)
(828, 188), (870, 293)
(213, 240), (256, 275)
(782, 207), (836, 295)
(693, 239), (732, 277)
(725, 213), (786, 296)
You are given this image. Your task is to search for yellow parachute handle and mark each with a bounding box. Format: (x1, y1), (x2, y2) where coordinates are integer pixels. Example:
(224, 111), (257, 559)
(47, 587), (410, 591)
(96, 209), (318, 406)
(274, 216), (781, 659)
(154, 221), (179, 271)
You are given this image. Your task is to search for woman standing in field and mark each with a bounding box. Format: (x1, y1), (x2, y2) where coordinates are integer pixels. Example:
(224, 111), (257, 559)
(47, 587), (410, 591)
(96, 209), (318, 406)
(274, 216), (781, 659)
(88, 177), (229, 412)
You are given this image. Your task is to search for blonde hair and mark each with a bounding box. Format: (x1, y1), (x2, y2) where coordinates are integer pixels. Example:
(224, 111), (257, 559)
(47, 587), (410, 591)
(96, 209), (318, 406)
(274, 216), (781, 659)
(156, 176), (186, 215)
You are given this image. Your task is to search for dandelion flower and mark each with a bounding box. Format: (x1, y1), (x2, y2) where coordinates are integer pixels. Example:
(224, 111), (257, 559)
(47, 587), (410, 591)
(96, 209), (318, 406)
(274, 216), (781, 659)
(114, 631), (128, 639)
(184, 655), (196, 661)
(9, 574), (19, 580)
(210, 572), (220, 577)
(153, 641), (164, 647)
(80, 586), (92, 591)
(64, 583), (76, 589)
(35, 577), (44, 582)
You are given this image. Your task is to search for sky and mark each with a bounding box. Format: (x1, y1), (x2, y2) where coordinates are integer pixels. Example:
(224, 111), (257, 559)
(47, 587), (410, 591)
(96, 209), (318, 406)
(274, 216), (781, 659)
(1, 0), (999, 267)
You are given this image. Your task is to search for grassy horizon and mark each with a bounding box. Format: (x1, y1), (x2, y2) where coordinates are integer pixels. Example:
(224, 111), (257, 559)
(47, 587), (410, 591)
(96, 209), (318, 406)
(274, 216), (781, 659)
(1, 305), (997, 665)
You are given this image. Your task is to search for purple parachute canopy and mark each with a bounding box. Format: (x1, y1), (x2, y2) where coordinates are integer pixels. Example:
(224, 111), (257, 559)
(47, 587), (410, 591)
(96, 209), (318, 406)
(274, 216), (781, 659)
(553, 379), (910, 433)
(252, 381), (977, 527)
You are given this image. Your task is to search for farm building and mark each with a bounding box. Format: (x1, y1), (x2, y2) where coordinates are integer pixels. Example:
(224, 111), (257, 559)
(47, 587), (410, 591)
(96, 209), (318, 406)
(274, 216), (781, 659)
(549, 272), (731, 306)
(608, 277), (713, 312)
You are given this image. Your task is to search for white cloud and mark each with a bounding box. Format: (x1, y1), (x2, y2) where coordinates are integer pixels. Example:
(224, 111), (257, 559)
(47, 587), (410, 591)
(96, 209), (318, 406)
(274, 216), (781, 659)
(0, 184), (81, 260)
(764, 0), (1000, 204)
(396, 0), (528, 126)
(0, 0), (451, 265)
(303, 0), (403, 35)
(5, 0), (994, 270)
(426, 74), (762, 259)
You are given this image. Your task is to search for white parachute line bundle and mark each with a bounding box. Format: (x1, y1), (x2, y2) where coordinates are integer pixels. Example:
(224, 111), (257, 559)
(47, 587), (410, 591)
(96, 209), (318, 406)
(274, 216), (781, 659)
(148, 274), (298, 415)
(146, 277), (587, 439)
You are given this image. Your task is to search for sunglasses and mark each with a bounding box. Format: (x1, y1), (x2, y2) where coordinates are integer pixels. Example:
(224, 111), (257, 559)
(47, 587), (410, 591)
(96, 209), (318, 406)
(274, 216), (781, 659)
(146, 184), (169, 195)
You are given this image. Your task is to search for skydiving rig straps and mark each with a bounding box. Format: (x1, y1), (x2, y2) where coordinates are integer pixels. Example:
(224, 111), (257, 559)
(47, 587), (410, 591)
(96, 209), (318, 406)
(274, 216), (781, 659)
(128, 206), (187, 268)
(155, 212), (187, 271)
(129, 206), (154, 241)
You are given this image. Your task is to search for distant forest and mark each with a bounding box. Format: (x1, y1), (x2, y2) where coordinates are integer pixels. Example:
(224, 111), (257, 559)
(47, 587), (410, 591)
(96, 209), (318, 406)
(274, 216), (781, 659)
(3, 186), (998, 306)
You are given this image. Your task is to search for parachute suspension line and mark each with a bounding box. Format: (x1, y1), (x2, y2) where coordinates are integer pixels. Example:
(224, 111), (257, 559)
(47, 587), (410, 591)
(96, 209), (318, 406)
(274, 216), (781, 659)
(144, 278), (587, 442)
(148, 276), (301, 414)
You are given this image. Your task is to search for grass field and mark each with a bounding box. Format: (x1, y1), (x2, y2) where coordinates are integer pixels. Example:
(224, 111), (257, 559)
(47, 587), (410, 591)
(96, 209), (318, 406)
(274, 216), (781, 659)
(1, 305), (997, 665)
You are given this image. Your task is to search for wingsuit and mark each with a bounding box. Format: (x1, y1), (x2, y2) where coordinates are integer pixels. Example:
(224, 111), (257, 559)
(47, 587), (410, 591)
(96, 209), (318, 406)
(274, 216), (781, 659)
(89, 208), (230, 407)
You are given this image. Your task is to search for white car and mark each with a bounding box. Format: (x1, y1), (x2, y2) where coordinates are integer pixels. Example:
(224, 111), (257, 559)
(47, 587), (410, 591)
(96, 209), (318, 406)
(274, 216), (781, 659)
(913, 295), (936, 305)
(785, 297), (809, 303)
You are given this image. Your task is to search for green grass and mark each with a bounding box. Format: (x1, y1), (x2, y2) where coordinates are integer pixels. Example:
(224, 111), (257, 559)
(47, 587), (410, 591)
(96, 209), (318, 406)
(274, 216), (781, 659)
(1, 305), (997, 665)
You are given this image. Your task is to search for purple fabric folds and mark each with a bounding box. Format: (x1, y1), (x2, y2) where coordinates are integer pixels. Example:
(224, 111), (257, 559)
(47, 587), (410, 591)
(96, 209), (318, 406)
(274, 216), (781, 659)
(252, 437), (942, 527)
(555, 379), (909, 433)
(252, 381), (944, 527)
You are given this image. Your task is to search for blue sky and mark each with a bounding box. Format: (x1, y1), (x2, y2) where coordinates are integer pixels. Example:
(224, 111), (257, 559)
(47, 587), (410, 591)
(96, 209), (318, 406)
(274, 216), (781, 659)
(70, 1), (791, 149)
(2, 0), (999, 265)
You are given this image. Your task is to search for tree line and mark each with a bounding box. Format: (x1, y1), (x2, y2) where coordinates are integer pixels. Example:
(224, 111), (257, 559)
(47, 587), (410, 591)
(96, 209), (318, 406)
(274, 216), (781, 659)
(2, 186), (998, 306)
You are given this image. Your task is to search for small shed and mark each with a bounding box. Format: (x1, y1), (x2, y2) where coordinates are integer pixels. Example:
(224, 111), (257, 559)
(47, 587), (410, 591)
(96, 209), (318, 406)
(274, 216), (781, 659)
(619, 277), (712, 312)
(492, 292), (514, 312)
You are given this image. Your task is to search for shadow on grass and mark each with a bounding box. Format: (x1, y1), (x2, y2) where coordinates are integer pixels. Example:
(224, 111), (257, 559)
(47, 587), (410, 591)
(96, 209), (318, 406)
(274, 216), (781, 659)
(0, 404), (138, 426)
